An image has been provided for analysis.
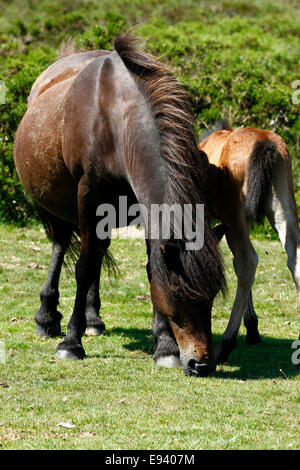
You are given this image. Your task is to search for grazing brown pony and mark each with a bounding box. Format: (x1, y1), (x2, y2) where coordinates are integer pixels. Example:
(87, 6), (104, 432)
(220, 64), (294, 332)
(197, 121), (300, 363)
(13, 35), (225, 377)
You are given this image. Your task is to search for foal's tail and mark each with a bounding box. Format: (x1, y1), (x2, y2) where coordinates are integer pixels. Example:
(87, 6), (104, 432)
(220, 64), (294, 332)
(245, 139), (282, 224)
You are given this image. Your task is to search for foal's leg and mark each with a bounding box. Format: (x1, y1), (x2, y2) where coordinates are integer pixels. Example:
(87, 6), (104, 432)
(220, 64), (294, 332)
(85, 243), (110, 336)
(266, 178), (300, 373)
(56, 180), (100, 360)
(146, 241), (180, 367)
(216, 222), (258, 363)
(265, 176), (300, 306)
(35, 215), (73, 338)
(243, 291), (263, 345)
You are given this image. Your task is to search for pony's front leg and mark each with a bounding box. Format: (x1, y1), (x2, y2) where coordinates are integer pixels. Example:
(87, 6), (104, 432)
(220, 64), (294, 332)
(56, 181), (98, 360)
(152, 311), (181, 367)
(145, 241), (180, 367)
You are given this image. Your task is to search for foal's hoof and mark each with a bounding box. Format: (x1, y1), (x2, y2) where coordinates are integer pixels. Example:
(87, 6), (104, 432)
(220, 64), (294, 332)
(85, 326), (105, 336)
(56, 341), (85, 360)
(36, 320), (61, 338)
(155, 355), (181, 368)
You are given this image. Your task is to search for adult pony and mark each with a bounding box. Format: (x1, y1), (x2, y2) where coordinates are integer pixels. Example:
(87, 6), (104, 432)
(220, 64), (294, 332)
(197, 121), (300, 363)
(14, 35), (225, 377)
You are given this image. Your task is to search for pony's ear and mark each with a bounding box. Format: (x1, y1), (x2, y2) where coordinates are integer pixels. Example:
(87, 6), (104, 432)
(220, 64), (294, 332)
(212, 223), (227, 242)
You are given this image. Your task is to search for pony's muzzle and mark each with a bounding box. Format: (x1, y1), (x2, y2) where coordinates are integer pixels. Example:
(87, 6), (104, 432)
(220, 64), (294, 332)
(185, 359), (216, 377)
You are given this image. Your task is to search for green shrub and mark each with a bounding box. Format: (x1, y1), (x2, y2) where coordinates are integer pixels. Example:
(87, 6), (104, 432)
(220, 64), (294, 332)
(0, 0), (299, 224)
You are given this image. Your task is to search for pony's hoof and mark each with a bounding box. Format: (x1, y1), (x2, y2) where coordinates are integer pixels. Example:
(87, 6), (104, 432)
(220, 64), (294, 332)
(56, 349), (84, 360)
(36, 320), (61, 338)
(84, 315), (105, 335)
(155, 355), (181, 368)
(85, 326), (105, 336)
(56, 341), (85, 360)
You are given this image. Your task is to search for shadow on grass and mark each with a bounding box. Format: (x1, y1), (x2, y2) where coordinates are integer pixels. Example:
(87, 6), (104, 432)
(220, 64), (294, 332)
(97, 327), (299, 380)
(105, 327), (154, 354)
(213, 334), (299, 380)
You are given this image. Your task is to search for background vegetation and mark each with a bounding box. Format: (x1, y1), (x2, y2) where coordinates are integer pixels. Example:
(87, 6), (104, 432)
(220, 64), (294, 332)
(0, 0), (299, 224)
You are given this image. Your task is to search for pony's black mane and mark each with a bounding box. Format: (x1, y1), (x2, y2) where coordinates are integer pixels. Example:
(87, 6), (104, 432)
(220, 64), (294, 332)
(115, 34), (225, 301)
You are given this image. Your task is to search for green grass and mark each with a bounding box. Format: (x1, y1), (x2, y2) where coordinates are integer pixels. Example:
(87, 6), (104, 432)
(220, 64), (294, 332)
(0, 224), (299, 449)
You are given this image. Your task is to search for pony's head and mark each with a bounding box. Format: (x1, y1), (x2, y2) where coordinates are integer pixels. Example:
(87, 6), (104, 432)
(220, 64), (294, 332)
(149, 225), (224, 376)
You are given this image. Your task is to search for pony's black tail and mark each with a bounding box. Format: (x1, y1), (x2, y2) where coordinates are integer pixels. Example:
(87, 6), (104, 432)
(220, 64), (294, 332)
(245, 139), (281, 224)
(36, 205), (118, 276)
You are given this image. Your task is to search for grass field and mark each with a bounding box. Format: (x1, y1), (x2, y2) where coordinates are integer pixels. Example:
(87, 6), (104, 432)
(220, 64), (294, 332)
(0, 224), (299, 450)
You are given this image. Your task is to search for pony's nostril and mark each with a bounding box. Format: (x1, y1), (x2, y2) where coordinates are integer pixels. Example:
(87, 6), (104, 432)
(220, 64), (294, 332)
(187, 359), (197, 370)
(195, 362), (216, 376)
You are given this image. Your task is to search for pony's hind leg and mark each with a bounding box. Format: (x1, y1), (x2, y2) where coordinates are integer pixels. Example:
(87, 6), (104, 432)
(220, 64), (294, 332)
(244, 291), (263, 345)
(35, 212), (73, 338)
(85, 277), (105, 336)
(85, 243), (110, 336)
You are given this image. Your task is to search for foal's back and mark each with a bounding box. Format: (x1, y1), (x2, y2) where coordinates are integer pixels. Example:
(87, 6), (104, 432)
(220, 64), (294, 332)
(198, 126), (292, 225)
(199, 127), (289, 191)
